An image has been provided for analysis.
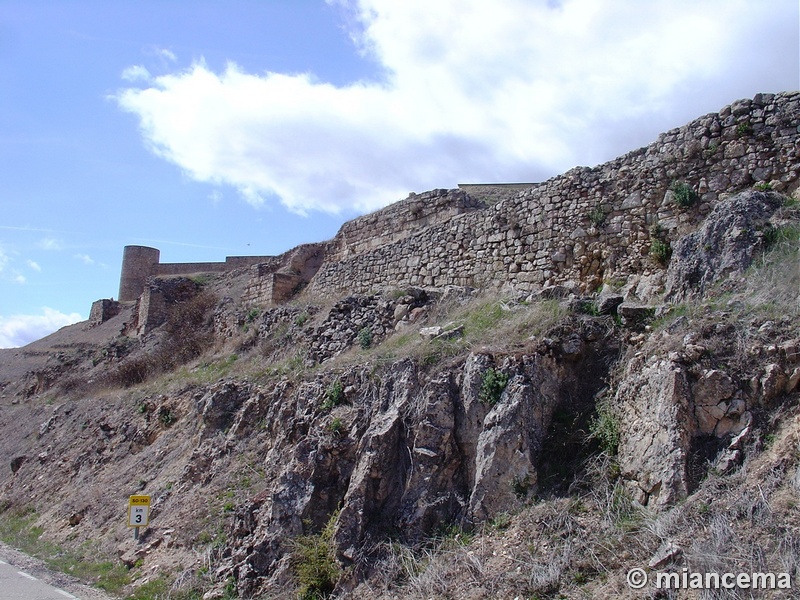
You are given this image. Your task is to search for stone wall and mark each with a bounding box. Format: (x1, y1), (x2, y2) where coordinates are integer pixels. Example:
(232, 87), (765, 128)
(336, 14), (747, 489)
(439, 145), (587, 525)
(88, 299), (121, 326)
(242, 269), (302, 306)
(306, 92), (800, 298)
(457, 183), (536, 205)
(117, 245), (278, 302)
(326, 188), (485, 261)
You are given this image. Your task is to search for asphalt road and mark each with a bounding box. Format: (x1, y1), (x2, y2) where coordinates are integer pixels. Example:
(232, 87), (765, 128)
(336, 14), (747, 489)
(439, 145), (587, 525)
(0, 543), (114, 600)
(0, 557), (79, 599)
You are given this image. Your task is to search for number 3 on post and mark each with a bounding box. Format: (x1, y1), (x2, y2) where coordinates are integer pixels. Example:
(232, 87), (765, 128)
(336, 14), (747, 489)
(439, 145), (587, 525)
(127, 495), (151, 528)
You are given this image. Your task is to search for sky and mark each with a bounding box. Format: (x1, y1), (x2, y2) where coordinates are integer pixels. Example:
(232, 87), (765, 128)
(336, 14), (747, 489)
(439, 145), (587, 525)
(0, 0), (798, 348)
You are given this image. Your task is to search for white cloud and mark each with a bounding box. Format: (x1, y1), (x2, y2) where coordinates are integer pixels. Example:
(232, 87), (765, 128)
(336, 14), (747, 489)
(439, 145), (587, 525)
(0, 246), (9, 272)
(74, 253), (95, 265)
(39, 237), (63, 251)
(122, 64), (152, 83)
(13, 273), (26, 284)
(116, 0), (799, 215)
(26, 260), (41, 272)
(0, 308), (83, 349)
(156, 47), (178, 63)
(209, 189), (223, 205)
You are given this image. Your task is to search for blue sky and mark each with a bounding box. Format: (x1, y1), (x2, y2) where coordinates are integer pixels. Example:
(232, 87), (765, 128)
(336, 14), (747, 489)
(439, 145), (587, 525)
(0, 0), (798, 347)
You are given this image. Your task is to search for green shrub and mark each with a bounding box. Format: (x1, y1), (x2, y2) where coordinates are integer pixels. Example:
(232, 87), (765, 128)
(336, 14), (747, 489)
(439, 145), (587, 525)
(321, 379), (344, 411)
(357, 326), (373, 350)
(590, 403), (620, 455)
(754, 182), (773, 192)
(736, 121), (754, 138)
(650, 238), (672, 265)
(478, 368), (509, 406)
(490, 512), (512, 530)
(158, 407), (176, 427)
(588, 204), (606, 227)
(292, 513), (340, 599)
(328, 417), (344, 436)
(671, 180), (698, 208)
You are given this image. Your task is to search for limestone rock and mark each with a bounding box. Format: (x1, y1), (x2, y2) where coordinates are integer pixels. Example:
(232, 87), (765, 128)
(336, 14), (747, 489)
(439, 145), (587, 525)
(596, 294), (624, 316)
(665, 190), (783, 300)
(196, 381), (249, 434)
(761, 363), (788, 405)
(617, 302), (656, 328)
(648, 541), (683, 569)
(616, 359), (693, 508)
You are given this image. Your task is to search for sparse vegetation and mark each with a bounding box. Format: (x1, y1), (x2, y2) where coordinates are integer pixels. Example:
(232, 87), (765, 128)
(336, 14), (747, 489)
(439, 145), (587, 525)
(762, 222), (800, 250)
(357, 326), (373, 349)
(158, 406), (176, 426)
(587, 204), (606, 227)
(327, 417), (344, 436)
(292, 513), (340, 599)
(589, 400), (620, 455)
(0, 506), (130, 595)
(478, 367), (509, 406)
(670, 180), (698, 208)
(736, 121), (754, 138)
(321, 378), (344, 410)
(649, 237), (672, 265)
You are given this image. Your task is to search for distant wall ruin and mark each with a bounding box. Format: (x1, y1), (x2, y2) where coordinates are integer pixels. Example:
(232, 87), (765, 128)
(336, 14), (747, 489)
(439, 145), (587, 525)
(113, 92), (800, 327)
(117, 246), (276, 302)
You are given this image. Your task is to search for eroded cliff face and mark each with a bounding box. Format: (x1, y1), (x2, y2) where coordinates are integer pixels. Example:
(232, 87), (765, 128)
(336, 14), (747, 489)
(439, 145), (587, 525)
(192, 325), (616, 596)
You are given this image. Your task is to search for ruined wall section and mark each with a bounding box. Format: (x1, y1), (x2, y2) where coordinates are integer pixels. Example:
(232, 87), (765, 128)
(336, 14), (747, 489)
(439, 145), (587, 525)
(306, 92), (800, 297)
(457, 183), (536, 205)
(241, 243), (328, 306)
(327, 188), (485, 261)
(154, 256), (275, 278)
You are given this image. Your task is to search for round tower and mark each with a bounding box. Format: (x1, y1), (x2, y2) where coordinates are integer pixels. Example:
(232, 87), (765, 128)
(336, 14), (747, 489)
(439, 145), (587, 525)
(118, 245), (160, 302)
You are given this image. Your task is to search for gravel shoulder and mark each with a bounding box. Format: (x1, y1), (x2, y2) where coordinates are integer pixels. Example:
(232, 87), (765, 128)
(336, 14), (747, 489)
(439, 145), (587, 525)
(0, 540), (118, 600)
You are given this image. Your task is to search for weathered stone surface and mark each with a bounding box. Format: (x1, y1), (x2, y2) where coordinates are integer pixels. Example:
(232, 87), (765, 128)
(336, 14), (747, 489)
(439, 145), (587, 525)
(196, 381), (250, 434)
(616, 359), (693, 508)
(617, 302), (656, 327)
(693, 369), (736, 407)
(307, 93), (800, 300)
(761, 363), (788, 404)
(596, 294), (624, 315)
(648, 541), (683, 569)
(10, 455), (26, 474)
(665, 190), (784, 300)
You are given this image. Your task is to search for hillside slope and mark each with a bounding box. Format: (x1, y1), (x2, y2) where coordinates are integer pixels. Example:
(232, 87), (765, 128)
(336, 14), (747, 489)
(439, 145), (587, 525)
(1, 94), (799, 600)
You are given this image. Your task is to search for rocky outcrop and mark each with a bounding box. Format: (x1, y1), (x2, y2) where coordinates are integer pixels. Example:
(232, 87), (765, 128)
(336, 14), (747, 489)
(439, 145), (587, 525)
(616, 355), (693, 508)
(616, 318), (800, 508)
(218, 322), (611, 596)
(665, 190), (784, 300)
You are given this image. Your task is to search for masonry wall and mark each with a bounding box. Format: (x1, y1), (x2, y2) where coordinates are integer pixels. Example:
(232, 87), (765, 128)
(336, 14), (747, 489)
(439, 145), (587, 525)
(306, 92), (800, 298)
(457, 183), (536, 205)
(327, 188), (485, 261)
